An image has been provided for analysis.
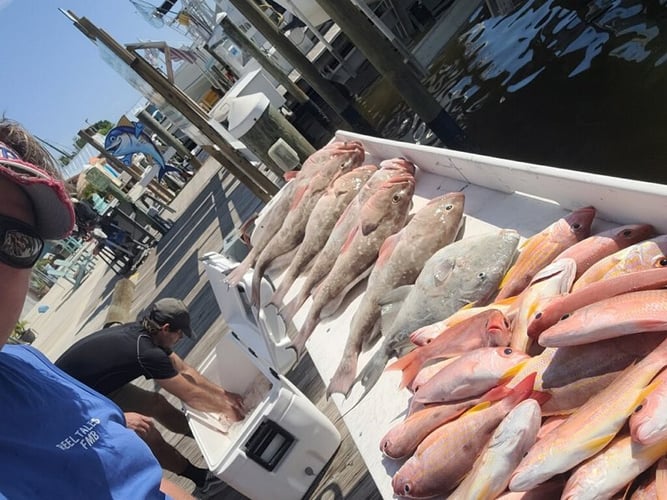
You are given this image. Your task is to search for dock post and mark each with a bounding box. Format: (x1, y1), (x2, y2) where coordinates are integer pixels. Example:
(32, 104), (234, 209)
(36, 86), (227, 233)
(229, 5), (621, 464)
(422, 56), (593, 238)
(136, 109), (203, 171)
(212, 13), (333, 131)
(226, 0), (377, 135)
(314, 0), (464, 148)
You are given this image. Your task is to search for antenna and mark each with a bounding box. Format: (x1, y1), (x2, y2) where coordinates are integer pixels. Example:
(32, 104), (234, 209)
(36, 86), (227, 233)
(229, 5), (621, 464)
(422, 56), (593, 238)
(129, 0), (165, 28)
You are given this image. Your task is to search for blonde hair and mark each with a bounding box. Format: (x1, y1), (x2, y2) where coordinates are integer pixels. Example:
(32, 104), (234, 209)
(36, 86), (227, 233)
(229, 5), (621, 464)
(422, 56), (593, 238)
(0, 118), (63, 180)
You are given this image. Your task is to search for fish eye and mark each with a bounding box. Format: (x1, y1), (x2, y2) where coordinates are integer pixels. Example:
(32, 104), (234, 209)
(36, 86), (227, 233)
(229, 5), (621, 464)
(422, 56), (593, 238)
(503, 318), (510, 328)
(535, 312), (543, 319)
(445, 204), (453, 211)
(392, 194), (401, 203)
(572, 223), (581, 229)
(523, 451), (529, 457)
(478, 272), (486, 280)
(634, 404), (643, 413)
(622, 229), (632, 237)
(504, 348), (513, 355)
(404, 484), (411, 493)
(560, 313), (571, 321)
(659, 258), (667, 267)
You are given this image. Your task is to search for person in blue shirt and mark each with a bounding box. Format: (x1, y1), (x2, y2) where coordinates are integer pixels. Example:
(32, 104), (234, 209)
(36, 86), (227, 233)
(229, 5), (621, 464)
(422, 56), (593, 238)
(0, 118), (192, 499)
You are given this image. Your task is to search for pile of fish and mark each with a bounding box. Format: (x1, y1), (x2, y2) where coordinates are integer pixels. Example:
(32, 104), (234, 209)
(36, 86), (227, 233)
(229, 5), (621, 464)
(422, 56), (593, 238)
(229, 141), (667, 498)
(380, 209), (667, 498)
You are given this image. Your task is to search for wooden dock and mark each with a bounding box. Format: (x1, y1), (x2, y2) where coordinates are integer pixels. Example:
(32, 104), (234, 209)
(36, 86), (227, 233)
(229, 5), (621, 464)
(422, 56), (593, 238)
(46, 155), (382, 499)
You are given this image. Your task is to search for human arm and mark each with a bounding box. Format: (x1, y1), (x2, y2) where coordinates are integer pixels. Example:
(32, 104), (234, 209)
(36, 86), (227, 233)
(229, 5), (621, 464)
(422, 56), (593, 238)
(160, 477), (194, 500)
(124, 412), (154, 438)
(156, 352), (245, 421)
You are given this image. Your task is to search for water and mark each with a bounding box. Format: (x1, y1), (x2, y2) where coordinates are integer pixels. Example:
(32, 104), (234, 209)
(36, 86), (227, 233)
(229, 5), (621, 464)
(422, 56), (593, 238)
(365, 0), (667, 184)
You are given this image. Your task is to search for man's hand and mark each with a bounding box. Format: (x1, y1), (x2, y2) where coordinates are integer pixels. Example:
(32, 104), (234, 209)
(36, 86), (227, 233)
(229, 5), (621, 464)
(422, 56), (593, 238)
(124, 412), (154, 438)
(222, 391), (246, 422)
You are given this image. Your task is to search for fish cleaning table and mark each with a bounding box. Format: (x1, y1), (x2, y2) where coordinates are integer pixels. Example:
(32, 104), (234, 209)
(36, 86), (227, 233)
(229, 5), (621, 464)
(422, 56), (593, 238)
(258, 130), (667, 498)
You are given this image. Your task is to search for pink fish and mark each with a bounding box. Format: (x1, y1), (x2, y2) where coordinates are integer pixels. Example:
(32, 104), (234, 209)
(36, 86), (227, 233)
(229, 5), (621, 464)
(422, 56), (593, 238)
(386, 309), (512, 390)
(496, 206), (596, 300)
(392, 373), (542, 498)
(226, 141), (364, 286)
(573, 234), (667, 291)
(380, 397), (480, 460)
(527, 267), (667, 340)
(413, 346), (529, 404)
(630, 368), (667, 446)
(538, 289), (667, 347)
(554, 223), (654, 280)
(327, 191), (466, 398)
(509, 338), (667, 492)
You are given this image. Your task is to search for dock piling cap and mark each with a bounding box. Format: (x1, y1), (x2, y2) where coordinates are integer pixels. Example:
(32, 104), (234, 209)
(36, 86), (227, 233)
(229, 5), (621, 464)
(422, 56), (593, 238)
(227, 93), (271, 139)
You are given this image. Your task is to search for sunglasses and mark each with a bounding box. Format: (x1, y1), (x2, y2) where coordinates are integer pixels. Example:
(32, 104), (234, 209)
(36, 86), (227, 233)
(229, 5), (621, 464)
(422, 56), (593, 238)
(0, 215), (44, 269)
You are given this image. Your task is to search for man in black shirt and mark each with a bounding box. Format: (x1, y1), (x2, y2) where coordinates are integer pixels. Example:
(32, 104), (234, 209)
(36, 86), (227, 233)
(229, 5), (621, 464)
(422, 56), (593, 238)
(56, 298), (245, 497)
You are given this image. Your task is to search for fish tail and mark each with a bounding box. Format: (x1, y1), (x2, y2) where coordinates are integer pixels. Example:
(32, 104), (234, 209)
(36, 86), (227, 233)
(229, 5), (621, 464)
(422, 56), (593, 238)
(326, 354), (359, 399)
(250, 256), (268, 308)
(385, 350), (422, 390)
(280, 291), (307, 324)
(348, 348), (391, 402)
(290, 307), (320, 356)
(268, 270), (296, 308)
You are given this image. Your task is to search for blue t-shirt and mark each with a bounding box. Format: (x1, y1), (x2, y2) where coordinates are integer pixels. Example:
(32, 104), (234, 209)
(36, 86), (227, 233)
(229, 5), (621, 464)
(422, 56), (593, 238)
(0, 345), (167, 499)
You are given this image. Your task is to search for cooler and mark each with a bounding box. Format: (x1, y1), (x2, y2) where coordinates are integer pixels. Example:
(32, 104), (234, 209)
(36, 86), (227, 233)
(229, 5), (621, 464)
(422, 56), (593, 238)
(189, 252), (341, 500)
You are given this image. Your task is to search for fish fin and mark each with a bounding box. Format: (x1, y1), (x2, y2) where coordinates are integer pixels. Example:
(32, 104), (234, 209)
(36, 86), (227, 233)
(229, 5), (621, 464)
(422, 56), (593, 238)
(386, 349), (422, 390)
(158, 164), (181, 181)
(283, 170), (299, 181)
(455, 215), (466, 241)
(121, 153), (134, 165)
(361, 321), (382, 351)
(376, 233), (400, 267)
(583, 433), (615, 453)
(361, 219), (379, 236)
(289, 184), (309, 211)
(379, 285), (413, 333)
(636, 380), (662, 407)
(462, 400), (492, 415)
(133, 121), (144, 137)
(498, 360), (529, 385)
(529, 390), (551, 406)
(656, 457), (667, 500)
(431, 258), (457, 290)
(340, 226), (360, 254)
(510, 372), (539, 401)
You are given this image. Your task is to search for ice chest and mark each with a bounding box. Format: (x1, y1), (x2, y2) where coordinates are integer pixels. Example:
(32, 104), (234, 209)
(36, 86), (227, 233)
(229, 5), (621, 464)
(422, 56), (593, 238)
(202, 251), (296, 374)
(190, 252), (341, 500)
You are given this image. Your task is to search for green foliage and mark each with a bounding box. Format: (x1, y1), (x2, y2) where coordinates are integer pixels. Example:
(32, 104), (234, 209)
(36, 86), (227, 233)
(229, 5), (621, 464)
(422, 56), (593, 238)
(74, 119), (115, 150)
(12, 320), (28, 338)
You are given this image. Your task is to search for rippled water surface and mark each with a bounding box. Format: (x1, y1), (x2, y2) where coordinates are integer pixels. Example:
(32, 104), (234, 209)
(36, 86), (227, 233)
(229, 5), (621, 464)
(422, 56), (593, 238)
(368, 0), (667, 183)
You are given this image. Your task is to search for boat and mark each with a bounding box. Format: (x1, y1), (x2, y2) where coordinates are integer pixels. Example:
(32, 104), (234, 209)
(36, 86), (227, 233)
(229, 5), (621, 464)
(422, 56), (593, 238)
(228, 130), (667, 498)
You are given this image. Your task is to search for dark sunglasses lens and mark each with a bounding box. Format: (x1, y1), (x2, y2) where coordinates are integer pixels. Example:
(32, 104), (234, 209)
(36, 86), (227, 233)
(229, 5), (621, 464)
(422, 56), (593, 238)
(0, 227), (43, 268)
